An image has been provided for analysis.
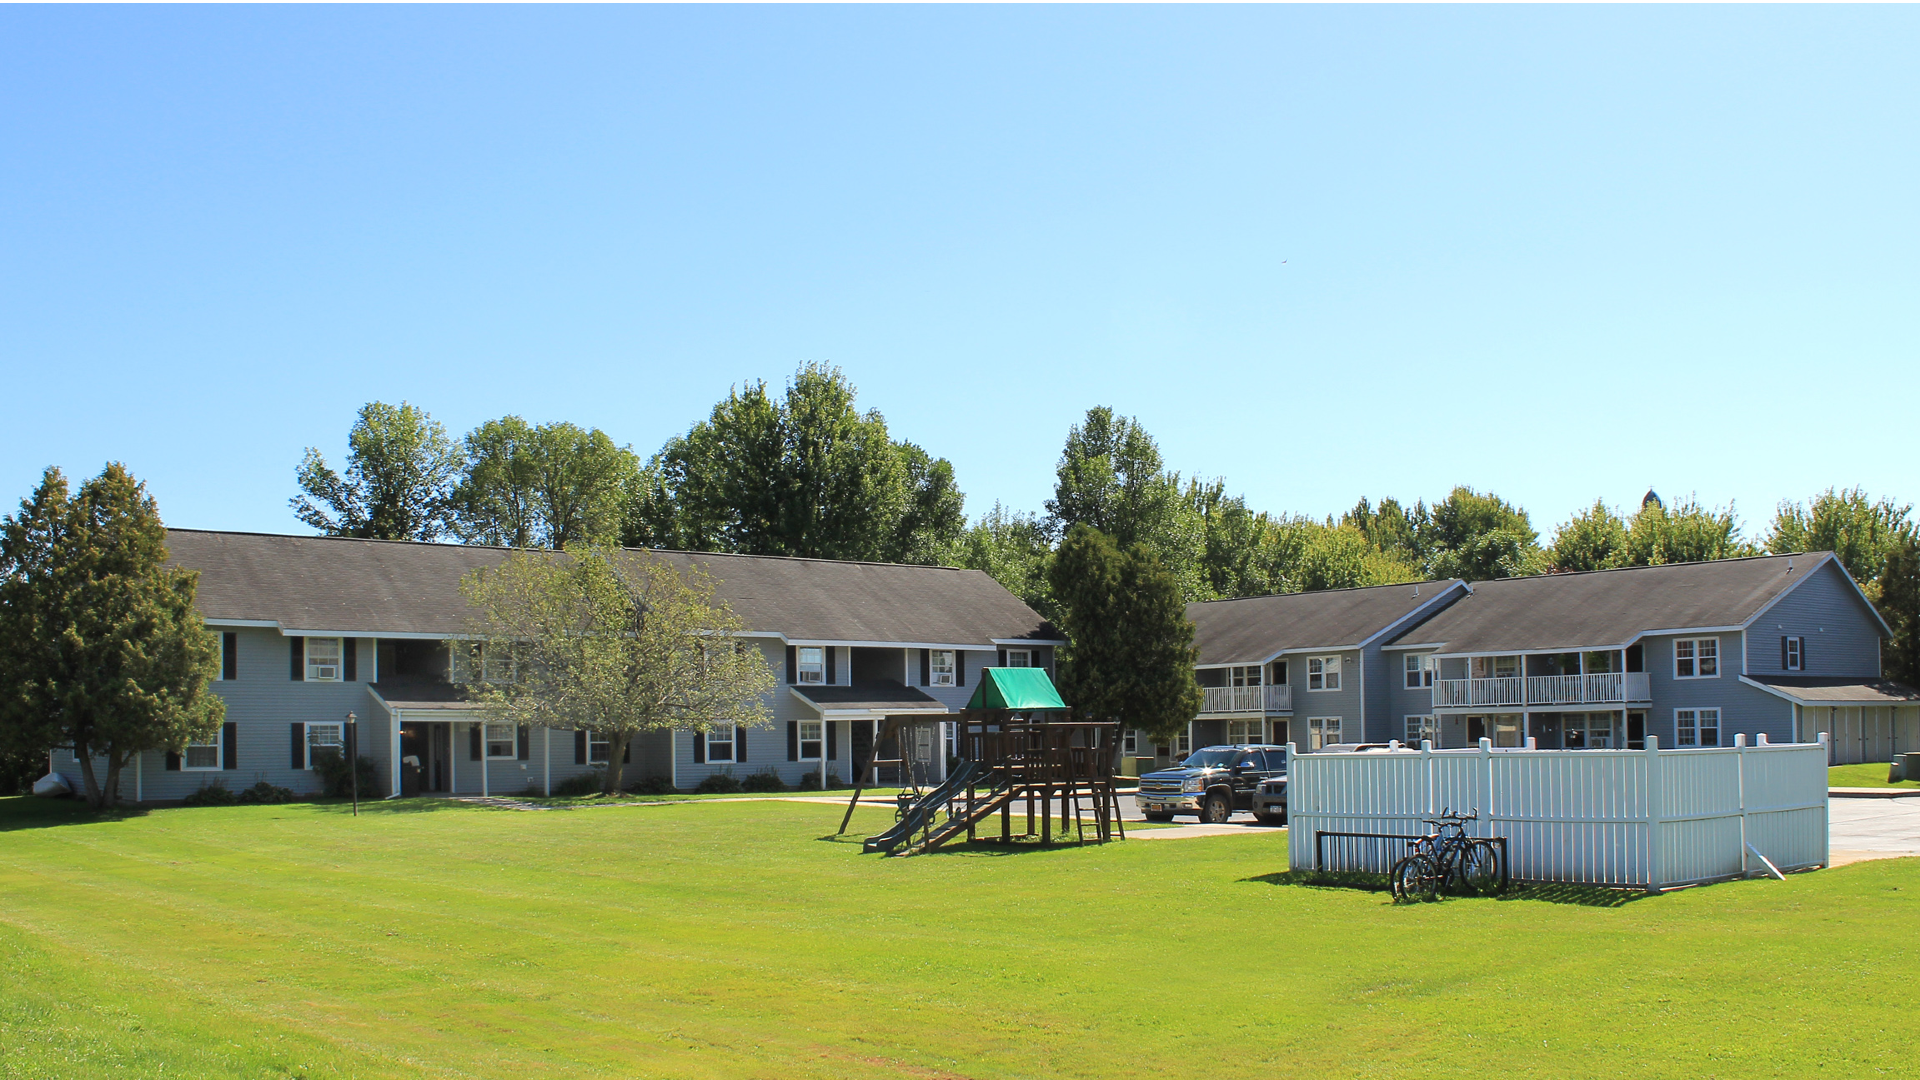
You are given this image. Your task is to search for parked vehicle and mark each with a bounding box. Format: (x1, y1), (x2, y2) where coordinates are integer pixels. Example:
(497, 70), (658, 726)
(1135, 745), (1288, 824)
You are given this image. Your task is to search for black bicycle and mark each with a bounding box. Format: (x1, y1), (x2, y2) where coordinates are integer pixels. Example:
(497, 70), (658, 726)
(1391, 809), (1504, 901)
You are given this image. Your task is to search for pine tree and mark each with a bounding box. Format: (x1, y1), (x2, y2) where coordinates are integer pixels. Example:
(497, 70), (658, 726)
(1048, 526), (1202, 742)
(0, 465), (225, 809)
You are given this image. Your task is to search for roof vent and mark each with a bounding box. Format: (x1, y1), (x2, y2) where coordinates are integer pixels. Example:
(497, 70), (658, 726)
(1787, 558), (1794, 574)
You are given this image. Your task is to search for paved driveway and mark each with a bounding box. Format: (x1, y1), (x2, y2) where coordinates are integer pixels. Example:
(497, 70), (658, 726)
(1830, 796), (1920, 865)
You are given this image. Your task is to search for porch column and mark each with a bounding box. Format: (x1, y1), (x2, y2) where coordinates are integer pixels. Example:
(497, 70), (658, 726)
(479, 722), (489, 798)
(390, 709), (403, 797)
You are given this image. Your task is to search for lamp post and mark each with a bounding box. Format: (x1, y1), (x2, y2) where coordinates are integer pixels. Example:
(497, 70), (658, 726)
(346, 711), (359, 817)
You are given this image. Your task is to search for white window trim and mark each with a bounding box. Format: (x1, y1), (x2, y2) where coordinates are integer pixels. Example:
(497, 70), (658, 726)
(1785, 636), (1804, 672)
(485, 722), (517, 759)
(1307, 716), (1344, 750)
(1675, 707), (1721, 747)
(1674, 637), (1720, 680)
(799, 721), (824, 761)
(305, 637), (343, 683)
(707, 722), (737, 762)
(930, 649), (956, 688)
(1122, 729), (1140, 755)
(1404, 653), (1435, 689)
(306, 722), (344, 770)
(1004, 649), (1033, 668)
(1307, 656), (1341, 692)
(1226, 718), (1262, 744)
(1404, 714), (1438, 746)
(212, 632), (230, 681)
(797, 647), (825, 685)
(588, 731), (612, 764)
(1230, 665), (1263, 688)
(182, 735), (222, 771)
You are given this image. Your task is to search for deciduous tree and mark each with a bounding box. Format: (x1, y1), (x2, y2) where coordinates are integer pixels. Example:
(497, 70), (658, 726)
(460, 546), (775, 794)
(1880, 537), (1920, 688)
(1046, 408), (1205, 599)
(292, 401), (461, 541)
(1770, 487), (1916, 596)
(452, 417), (640, 549)
(0, 465), (224, 809)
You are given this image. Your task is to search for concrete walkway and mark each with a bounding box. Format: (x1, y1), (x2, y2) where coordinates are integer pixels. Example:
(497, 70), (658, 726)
(1830, 796), (1920, 866)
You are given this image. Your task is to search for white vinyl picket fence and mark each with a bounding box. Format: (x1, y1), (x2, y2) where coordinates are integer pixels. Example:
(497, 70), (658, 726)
(1287, 734), (1830, 891)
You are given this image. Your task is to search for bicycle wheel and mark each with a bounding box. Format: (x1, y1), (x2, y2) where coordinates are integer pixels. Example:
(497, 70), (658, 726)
(1458, 839), (1504, 895)
(1392, 853), (1437, 902)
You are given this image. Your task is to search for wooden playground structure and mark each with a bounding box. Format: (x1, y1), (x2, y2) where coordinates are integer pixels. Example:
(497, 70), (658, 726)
(838, 668), (1127, 856)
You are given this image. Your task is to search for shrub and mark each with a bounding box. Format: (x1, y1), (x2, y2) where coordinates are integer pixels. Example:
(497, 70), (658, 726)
(553, 771), (604, 797)
(794, 771), (822, 792)
(740, 770), (786, 793)
(311, 750), (378, 798)
(695, 771), (742, 794)
(626, 775), (675, 796)
(182, 782), (236, 806)
(825, 772), (846, 790)
(235, 781), (295, 804)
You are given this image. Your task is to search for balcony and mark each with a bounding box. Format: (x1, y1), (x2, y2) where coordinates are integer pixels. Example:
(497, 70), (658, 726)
(1198, 684), (1293, 716)
(1432, 672), (1650, 709)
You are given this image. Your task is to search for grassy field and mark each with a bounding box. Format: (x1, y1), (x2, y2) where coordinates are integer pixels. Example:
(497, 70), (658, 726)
(1829, 762), (1920, 789)
(2, 795), (1914, 1080)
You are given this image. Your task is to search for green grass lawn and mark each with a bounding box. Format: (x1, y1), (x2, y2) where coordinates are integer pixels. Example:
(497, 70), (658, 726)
(1829, 762), (1920, 788)
(2, 795), (1915, 1079)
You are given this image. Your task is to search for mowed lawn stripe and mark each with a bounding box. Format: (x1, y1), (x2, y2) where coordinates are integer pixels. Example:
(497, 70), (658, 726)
(3, 796), (1917, 1079)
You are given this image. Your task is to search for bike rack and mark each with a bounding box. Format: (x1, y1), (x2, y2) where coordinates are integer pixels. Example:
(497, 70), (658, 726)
(1313, 830), (1511, 894)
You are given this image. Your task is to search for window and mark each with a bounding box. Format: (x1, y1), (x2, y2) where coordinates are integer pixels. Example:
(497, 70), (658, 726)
(930, 649), (956, 687)
(1175, 725), (1192, 756)
(182, 734), (222, 771)
(1785, 636), (1804, 672)
(1227, 719), (1262, 744)
(1472, 655), (1519, 680)
(1405, 715), (1438, 746)
(1562, 713), (1615, 749)
(1307, 656), (1341, 691)
(485, 723), (516, 758)
(588, 731), (611, 764)
(305, 637), (342, 682)
(1674, 638), (1719, 679)
(1005, 649), (1032, 668)
(1230, 665), (1262, 688)
(1308, 717), (1344, 750)
(707, 722), (736, 762)
(798, 647), (825, 684)
(306, 722), (344, 769)
(799, 721), (823, 760)
(1122, 729), (1140, 755)
(1676, 708), (1721, 747)
(481, 647), (515, 685)
(1404, 654), (1434, 689)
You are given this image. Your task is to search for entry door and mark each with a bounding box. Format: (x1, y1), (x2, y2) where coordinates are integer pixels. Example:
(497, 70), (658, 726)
(851, 721), (875, 784)
(429, 723), (451, 792)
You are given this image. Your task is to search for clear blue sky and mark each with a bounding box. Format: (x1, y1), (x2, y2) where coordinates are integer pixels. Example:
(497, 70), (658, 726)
(4, 5), (1916, 542)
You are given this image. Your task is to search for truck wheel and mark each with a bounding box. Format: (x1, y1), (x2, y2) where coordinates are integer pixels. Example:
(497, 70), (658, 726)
(1142, 811), (1175, 823)
(1253, 811), (1285, 827)
(1201, 792), (1233, 824)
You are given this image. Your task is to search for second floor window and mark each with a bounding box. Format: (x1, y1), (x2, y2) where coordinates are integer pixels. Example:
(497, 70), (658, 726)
(305, 637), (342, 682)
(1230, 665), (1262, 688)
(930, 649), (956, 687)
(1307, 656), (1340, 691)
(1675, 638), (1719, 679)
(1404, 654), (1434, 689)
(798, 647), (825, 684)
(1784, 636), (1804, 671)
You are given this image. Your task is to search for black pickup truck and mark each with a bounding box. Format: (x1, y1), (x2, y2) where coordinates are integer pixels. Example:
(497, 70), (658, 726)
(1134, 745), (1290, 825)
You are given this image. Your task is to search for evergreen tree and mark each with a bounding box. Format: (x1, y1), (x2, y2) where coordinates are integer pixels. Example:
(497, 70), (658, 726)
(292, 401), (462, 541)
(0, 465), (225, 809)
(1047, 526), (1202, 741)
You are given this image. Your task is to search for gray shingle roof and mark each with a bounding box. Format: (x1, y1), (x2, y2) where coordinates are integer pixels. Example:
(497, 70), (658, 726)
(166, 530), (1054, 646)
(1396, 552), (1852, 654)
(791, 683), (948, 713)
(1744, 675), (1920, 705)
(1186, 580), (1465, 665)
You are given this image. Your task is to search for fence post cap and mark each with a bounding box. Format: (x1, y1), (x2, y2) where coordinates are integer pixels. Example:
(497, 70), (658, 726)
(1478, 737), (1492, 751)
(1734, 732), (1747, 747)
(1757, 733), (1769, 745)
(1646, 735), (1660, 751)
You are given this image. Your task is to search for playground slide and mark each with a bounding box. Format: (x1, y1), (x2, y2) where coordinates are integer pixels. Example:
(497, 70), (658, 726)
(862, 760), (992, 855)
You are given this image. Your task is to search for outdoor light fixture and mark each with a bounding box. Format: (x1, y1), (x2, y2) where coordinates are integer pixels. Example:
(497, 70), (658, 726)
(345, 711), (359, 816)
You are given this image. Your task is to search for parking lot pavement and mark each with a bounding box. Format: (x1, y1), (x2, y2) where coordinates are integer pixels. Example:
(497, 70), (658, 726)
(1830, 795), (1920, 865)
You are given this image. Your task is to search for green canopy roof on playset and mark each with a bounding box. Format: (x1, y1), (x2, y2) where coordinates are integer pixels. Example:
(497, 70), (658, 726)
(965, 667), (1067, 711)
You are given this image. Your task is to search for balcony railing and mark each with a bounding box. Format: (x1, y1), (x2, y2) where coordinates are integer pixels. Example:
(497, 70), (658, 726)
(1432, 672), (1650, 709)
(1198, 684), (1293, 715)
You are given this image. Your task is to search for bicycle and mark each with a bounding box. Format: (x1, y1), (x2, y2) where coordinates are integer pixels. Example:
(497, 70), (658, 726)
(1391, 809), (1504, 901)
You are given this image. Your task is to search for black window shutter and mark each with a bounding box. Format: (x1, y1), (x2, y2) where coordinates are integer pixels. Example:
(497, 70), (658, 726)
(622, 738), (631, 764)
(165, 750), (180, 771)
(575, 730), (587, 765)
(222, 722), (238, 770)
(826, 647), (836, 684)
(736, 727), (747, 761)
(290, 638), (304, 681)
(468, 724), (481, 761)
(827, 721), (838, 760)
(290, 723), (306, 769)
(998, 649), (1007, 668)
(920, 650), (931, 686)
(956, 652), (965, 686)
(222, 632), (238, 681)
(787, 646), (797, 684)
(1781, 636), (1789, 669)
(1800, 637), (1809, 669)
(518, 726), (530, 760)
(693, 731), (706, 763)
(788, 722), (799, 761)
(344, 639), (357, 682)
